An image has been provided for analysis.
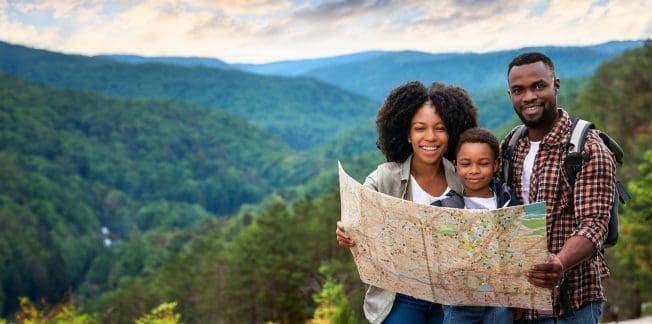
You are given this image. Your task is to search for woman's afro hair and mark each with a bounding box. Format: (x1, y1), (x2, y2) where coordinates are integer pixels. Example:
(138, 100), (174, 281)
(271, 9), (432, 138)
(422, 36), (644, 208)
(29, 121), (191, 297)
(375, 81), (478, 162)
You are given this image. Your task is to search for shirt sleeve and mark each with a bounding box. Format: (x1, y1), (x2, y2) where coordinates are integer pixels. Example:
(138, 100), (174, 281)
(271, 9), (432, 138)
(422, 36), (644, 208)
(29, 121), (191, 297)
(570, 133), (617, 249)
(364, 168), (379, 191)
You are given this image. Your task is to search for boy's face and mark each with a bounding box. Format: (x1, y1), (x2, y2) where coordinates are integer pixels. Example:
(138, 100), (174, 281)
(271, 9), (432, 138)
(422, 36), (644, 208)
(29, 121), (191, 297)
(455, 142), (499, 197)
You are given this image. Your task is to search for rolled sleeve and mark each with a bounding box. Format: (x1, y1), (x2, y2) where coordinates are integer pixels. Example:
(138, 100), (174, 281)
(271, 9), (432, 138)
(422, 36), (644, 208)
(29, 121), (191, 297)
(570, 138), (617, 250)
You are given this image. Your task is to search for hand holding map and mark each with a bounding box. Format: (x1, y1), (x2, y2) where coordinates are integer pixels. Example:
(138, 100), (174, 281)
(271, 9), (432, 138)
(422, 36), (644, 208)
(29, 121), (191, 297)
(338, 162), (553, 310)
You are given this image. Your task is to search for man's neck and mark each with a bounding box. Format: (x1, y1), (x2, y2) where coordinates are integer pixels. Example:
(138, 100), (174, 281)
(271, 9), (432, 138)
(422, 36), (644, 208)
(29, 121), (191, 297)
(527, 109), (560, 141)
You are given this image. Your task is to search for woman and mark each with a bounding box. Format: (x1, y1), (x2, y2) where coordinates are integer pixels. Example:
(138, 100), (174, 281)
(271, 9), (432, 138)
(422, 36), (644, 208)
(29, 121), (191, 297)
(336, 80), (478, 323)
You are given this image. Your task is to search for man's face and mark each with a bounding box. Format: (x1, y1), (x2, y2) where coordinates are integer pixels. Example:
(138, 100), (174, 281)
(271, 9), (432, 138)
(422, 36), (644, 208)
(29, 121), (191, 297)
(507, 61), (560, 129)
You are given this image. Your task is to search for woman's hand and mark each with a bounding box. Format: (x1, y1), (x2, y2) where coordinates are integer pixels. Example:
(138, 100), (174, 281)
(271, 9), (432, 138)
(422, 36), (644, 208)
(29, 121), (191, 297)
(336, 221), (356, 248)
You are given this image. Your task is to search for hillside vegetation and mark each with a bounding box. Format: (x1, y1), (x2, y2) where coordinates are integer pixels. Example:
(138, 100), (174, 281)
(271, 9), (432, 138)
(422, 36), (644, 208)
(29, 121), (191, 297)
(100, 40), (643, 130)
(0, 72), (310, 315)
(0, 41), (378, 150)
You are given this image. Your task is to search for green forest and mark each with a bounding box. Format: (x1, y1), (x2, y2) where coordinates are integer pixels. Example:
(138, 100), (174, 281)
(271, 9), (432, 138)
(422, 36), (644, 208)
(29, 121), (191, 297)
(0, 41), (651, 323)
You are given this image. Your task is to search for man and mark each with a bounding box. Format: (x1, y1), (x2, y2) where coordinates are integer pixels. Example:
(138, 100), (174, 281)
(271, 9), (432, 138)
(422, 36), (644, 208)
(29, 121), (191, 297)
(503, 52), (616, 323)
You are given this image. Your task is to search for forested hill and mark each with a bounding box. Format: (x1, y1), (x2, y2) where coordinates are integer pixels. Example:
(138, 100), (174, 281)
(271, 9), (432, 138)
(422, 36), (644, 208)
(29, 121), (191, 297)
(300, 40), (645, 102)
(0, 41), (379, 150)
(98, 40), (644, 130)
(0, 71), (312, 314)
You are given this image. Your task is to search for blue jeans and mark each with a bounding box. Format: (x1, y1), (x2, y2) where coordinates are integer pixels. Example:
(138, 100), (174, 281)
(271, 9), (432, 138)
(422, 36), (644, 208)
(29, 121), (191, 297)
(519, 301), (604, 324)
(383, 293), (444, 324)
(443, 305), (513, 324)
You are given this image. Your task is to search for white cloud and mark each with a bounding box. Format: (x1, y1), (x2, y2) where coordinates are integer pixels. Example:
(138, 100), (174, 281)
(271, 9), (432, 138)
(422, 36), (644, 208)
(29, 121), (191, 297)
(1, 0), (650, 63)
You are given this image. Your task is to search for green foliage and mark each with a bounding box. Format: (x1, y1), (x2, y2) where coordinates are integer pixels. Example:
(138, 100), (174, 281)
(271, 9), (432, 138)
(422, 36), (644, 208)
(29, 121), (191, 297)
(569, 43), (652, 321)
(312, 263), (356, 324)
(135, 302), (181, 324)
(617, 150), (652, 291)
(7, 297), (99, 324)
(79, 187), (364, 323)
(573, 43), (652, 180)
(222, 201), (317, 322)
(0, 41), (378, 150)
(0, 72), (308, 315)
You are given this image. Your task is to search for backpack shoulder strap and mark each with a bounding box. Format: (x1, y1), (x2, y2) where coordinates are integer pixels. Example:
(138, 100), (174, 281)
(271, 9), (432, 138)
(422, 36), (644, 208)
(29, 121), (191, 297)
(564, 118), (594, 187)
(501, 125), (527, 187)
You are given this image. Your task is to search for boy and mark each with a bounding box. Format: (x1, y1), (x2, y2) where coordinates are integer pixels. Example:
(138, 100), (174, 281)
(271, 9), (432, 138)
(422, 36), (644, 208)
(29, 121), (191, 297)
(432, 127), (515, 323)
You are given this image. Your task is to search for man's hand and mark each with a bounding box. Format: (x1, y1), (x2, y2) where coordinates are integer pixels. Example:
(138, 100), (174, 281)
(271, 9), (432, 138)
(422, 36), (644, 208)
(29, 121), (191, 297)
(525, 253), (564, 289)
(336, 221), (356, 248)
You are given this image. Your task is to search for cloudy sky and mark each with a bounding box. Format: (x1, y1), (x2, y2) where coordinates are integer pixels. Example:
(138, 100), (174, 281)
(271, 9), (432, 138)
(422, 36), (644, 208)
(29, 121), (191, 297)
(1, 0), (651, 63)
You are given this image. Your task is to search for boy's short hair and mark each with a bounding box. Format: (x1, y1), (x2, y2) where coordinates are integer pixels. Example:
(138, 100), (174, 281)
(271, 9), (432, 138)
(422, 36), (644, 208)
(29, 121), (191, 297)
(455, 127), (499, 160)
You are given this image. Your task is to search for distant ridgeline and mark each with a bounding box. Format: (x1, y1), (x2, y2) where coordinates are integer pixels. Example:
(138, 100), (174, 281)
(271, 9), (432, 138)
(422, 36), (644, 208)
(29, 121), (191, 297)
(0, 41), (378, 151)
(98, 40), (644, 130)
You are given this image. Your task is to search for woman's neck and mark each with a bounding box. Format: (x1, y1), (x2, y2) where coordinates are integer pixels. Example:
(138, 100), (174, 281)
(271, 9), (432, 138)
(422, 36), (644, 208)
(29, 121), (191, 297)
(410, 159), (447, 196)
(410, 158), (444, 179)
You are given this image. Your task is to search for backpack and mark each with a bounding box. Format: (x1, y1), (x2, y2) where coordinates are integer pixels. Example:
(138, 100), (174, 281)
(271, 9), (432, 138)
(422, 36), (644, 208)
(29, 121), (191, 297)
(501, 118), (631, 248)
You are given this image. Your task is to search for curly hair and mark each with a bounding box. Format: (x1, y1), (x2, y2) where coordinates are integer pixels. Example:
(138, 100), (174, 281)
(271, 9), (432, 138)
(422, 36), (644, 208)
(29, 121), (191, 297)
(375, 81), (430, 162)
(455, 127), (499, 161)
(428, 82), (479, 161)
(375, 81), (478, 162)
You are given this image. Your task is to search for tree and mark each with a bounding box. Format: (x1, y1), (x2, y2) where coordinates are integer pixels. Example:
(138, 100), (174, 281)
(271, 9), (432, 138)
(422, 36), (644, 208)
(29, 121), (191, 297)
(615, 150), (652, 317)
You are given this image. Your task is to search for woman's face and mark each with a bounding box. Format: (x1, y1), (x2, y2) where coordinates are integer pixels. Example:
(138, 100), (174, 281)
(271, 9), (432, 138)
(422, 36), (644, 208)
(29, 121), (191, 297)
(408, 101), (449, 167)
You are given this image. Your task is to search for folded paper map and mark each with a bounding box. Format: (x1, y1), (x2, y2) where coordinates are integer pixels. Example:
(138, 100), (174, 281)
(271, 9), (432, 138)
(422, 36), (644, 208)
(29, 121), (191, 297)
(338, 162), (552, 310)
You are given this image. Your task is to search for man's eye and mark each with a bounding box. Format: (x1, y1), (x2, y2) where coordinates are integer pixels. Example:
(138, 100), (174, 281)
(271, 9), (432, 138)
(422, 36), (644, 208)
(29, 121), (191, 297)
(511, 89), (522, 95)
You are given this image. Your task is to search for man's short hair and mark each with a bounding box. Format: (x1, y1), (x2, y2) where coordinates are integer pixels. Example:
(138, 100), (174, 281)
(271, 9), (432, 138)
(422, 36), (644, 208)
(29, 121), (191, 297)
(507, 52), (555, 76)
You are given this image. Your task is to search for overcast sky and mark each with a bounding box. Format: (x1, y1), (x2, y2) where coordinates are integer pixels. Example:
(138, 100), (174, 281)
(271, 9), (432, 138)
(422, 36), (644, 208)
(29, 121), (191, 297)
(1, 0), (651, 63)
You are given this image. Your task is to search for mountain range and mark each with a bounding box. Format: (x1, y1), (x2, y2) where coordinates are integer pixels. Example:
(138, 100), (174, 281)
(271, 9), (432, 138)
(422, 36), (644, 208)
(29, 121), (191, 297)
(96, 39), (644, 129)
(0, 41), (378, 151)
(99, 40), (642, 98)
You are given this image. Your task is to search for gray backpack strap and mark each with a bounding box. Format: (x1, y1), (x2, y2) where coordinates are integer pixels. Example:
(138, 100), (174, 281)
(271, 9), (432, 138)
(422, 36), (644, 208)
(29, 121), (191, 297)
(565, 119), (593, 186)
(567, 119), (593, 155)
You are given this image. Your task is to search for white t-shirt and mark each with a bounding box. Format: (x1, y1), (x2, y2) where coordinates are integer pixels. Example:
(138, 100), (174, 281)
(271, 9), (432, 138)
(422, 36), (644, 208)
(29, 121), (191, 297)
(521, 141), (541, 205)
(410, 175), (451, 205)
(464, 196), (498, 210)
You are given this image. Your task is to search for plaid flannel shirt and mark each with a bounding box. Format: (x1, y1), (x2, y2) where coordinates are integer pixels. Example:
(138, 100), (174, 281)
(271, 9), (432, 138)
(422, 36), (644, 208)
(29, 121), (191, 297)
(502, 109), (616, 318)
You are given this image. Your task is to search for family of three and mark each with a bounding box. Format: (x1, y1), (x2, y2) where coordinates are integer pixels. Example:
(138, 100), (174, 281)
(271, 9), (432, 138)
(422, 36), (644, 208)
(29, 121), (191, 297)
(336, 52), (617, 324)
